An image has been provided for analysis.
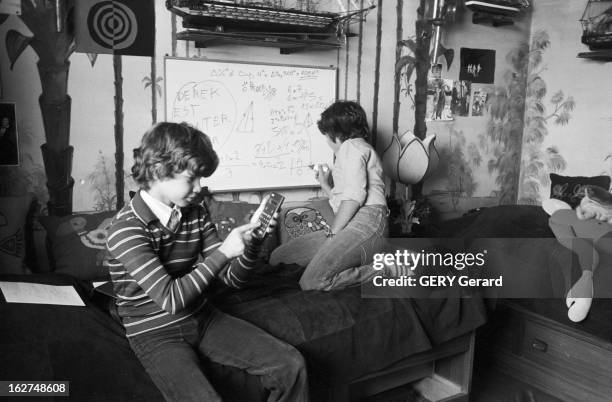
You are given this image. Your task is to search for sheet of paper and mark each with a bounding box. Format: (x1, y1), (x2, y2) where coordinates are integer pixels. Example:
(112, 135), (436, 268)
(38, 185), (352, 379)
(0, 282), (85, 306)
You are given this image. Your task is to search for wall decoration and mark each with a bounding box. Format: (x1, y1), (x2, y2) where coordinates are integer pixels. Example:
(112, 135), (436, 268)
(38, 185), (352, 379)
(451, 80), (471, 117)
(426, 66), (454, 121)
(470, 88), (488, 117)
(477, 42), (529, 205)
(437, 128), (480, 211)
(75, 0), (155, 56)
(0, 102), (19, 166)
(459, 48), (496, 84)
(519, 30), (575, 205)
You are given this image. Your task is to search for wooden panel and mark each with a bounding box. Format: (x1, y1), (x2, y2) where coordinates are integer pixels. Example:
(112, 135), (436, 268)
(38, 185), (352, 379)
(484, 301), (612, 402)
(521, 320), (612, 396)
(493, 348), (611, 402)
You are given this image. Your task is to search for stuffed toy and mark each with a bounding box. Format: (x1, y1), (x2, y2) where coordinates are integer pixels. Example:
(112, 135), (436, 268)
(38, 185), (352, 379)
(544, 185), (612, 322)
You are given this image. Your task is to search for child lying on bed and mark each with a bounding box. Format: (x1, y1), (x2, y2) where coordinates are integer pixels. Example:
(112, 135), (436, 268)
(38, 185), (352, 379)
(104, 122), (308, 402)
(548, 185), (612, 322)
(270, 101), (389, 291)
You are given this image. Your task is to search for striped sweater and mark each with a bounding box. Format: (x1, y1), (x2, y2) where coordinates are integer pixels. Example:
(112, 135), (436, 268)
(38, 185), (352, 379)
(104, 192), (260, 338)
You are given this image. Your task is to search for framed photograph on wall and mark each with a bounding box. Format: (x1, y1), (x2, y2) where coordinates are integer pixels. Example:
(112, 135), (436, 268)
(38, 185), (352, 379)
(426, 65), (455, 122)
(460, 48), (496, 84)
(451, 80), (471, 117)
(470, 88), (488, 117)
(0, 102), (19, 166)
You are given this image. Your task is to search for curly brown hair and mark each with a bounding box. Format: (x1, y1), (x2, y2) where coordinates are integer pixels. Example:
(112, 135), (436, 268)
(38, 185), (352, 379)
(131, 122), (219, 189)
(316, 100), (370, 143)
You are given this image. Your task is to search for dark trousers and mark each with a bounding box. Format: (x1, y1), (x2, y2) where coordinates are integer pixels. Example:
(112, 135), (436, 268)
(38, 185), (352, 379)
(128, 306), (309, 402)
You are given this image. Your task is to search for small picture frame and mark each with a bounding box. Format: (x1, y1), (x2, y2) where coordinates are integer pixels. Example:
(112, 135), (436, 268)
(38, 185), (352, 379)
(0, 102), (20, 166)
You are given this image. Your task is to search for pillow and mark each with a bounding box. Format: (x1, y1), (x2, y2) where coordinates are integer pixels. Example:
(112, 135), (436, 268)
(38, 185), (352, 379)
(206, 199), (278, 259)
(39, 211), (116, 281)
(277, 199), (335, 244)
(549, 173), (611, 209)
(0, 194), (35, 274)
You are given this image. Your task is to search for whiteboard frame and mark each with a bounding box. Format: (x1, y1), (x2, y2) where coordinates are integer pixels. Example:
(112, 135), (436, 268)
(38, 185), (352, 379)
(164, 56), (338, 193)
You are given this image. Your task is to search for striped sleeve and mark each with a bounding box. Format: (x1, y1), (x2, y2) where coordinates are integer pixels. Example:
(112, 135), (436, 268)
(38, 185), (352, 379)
(199, 206), (263, 289)
(106, 219), (229, 314)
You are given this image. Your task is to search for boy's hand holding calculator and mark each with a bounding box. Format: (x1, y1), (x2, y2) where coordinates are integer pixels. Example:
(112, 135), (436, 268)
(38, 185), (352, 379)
(250, 192), (285, 240)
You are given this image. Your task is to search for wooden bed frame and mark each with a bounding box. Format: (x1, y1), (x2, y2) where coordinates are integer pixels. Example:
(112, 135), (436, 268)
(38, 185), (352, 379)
(332, 331), (475, 401)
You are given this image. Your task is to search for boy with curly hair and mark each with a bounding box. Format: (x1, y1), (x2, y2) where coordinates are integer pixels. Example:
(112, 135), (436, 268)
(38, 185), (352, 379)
(105, 122), (308, 402)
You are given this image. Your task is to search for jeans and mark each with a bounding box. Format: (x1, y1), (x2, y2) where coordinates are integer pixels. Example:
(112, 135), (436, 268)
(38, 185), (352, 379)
(270, 204), (388, 291)
(128, 305), (309, 402)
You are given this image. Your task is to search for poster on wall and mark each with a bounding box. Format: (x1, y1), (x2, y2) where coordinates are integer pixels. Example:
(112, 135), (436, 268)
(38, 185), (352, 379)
(451, 80), (471, 117)
(426, 65), (454, 122)
(459, 48), (496, 84)
(0, 0), (21, 15)
(75, 0), (155, 56)
(0, 102), (19, 166)
(470, 88), (488, 117)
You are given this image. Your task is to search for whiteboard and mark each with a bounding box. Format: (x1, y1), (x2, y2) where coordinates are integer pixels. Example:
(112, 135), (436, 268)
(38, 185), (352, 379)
(165, 57), (337, 192)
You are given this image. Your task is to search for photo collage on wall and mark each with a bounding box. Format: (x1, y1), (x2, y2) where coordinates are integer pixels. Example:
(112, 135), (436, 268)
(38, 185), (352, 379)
(426, 48), (495, 120)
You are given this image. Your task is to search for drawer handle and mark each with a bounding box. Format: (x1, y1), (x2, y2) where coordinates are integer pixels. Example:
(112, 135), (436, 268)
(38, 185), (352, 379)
(531, 338), (548, 352)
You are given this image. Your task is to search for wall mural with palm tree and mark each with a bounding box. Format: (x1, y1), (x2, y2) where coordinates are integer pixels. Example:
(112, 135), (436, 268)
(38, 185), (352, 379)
(2, 0), (76, 215)
(518, 30), (575, 205)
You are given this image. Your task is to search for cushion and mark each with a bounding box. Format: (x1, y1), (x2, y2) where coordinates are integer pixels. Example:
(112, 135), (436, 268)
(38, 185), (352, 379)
(206, 198), (278, 260)
(277, 199), (335, 244)
(0, 194), (35, 274)
(549, 173), (611, 209)
(39, 211), (116, 281)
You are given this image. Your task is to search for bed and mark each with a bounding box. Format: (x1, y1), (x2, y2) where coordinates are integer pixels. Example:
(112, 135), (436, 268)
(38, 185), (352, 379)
(2, 202), (578, 401)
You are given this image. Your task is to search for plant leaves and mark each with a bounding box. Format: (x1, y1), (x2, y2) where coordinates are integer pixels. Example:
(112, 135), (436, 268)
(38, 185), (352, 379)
(87, 53), (98, 67)
(395, 55), (416, 77)
(156, 86), (162, 97)
(398, 39), (416, 53)
(6, 30), (33, 70)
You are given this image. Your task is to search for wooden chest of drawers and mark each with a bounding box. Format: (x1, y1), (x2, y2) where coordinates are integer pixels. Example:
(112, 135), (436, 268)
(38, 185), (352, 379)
(483, 300), (612, 402)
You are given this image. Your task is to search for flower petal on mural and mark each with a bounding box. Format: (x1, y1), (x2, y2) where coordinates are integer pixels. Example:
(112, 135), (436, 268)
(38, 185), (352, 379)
(6, 30), (33, 70)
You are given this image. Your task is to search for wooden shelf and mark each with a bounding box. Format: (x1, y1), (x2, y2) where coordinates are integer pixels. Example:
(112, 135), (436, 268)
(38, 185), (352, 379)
(578, 50), (612, 61)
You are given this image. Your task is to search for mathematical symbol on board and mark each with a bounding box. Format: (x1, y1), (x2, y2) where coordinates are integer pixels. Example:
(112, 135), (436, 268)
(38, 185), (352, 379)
(302, 112), (314, 128)
(236, 101), (254, 133)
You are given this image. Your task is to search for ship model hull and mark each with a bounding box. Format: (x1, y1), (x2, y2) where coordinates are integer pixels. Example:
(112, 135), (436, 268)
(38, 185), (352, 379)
(582, 32), (612, 50)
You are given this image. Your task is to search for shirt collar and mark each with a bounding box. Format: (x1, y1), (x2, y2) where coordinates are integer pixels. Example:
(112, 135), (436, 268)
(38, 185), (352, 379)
(132, 190), (181, 226)
(140, 190), (182, 227)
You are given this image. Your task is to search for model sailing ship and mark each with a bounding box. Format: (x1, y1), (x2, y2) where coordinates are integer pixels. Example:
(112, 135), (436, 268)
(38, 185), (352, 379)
(581, 0), (612, 50)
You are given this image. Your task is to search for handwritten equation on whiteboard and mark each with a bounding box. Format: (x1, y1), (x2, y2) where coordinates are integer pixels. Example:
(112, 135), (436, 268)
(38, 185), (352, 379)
(165, 58), (336, 192)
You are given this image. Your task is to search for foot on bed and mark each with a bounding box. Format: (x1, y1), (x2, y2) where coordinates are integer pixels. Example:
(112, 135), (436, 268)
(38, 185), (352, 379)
(566, 270), (594, 322)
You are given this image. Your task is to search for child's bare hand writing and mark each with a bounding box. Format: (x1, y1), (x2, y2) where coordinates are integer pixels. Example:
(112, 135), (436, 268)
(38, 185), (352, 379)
(314, 164), (331, 189)
(218, 222), (260, 259)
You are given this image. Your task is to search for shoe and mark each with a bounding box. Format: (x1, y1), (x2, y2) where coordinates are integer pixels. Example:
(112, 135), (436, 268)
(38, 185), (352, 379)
(566, 271), (593, 322)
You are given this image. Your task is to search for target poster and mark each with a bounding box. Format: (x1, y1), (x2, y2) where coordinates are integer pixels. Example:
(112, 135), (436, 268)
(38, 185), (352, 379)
(75, 0), (154, 56)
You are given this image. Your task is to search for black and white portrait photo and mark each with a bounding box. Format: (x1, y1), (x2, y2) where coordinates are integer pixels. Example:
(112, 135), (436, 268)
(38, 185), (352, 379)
(0, 103), (19, 166)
